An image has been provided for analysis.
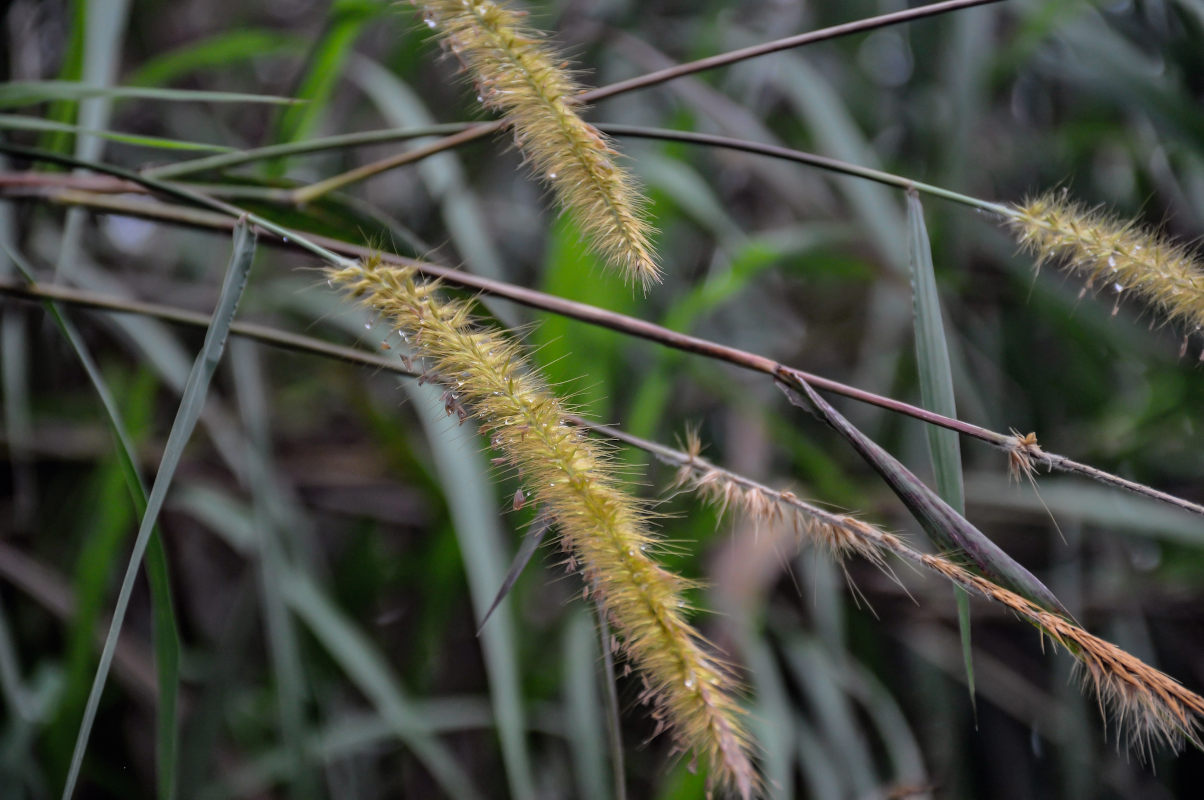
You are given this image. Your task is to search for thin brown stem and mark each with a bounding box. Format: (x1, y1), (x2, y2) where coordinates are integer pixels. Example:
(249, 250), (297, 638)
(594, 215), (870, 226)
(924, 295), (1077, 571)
(289, 123), (501, 206)
(581, 0), (1005, 104)
(1, 185), (1200, 518)
(0, 278), (404, 374)
(288, 0), (1003, 203)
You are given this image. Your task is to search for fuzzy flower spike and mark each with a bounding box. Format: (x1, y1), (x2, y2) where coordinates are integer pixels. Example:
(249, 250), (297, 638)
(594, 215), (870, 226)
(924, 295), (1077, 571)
(328, 257), (758, 797)
(1009, 191), (1204, 344)
(669, 430), (1204, 757)
(415, 0), (661, 290)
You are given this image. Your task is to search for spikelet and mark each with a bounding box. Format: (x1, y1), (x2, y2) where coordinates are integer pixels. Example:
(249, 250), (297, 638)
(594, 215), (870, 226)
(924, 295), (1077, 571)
(669, 430), (1204, 755)
(1008, 192), (1204, 341)
(415, 0), (661, 289)
(921, 554), (1204, 756)
(672, 430), (887, 570)
(328, 258), (757, 797)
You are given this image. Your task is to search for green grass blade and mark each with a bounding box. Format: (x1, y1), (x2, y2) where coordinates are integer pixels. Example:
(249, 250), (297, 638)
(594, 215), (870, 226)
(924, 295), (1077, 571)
(405, 379), (536, 800)
(299, 289), (533, 797)
(280, 569), (485, 800)
(0, 589), (33, 723)
(0, 241), (182, 799)
(0, 114), (230, 151)
(60, 220), (255, 800)
(0, 196), (35, 531)
(564, 612), (609, 800)
(229, 341), (313, 800)
(143, 536), (180, 800)
(37, 0), (86, 157)
(906, 190), (975, 709)
(143, 123), (472, 179)
(125, 30), (303, 87)
(743, 635), (794, 800)
(56, 0), (130, 283)
(271, 5), (375, 155)
(785, 638), (879, 797)
(0, 81), (301, 108)
(593, 600), (626, 800)
(478, 516), (549, 633)
(179, 481), (483, 800)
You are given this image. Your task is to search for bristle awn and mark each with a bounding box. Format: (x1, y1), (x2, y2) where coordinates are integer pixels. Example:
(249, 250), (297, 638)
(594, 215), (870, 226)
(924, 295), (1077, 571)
(1007, 191), (1204, 339)
(328, 257), (758, 797)
(414, 0), (660, 289)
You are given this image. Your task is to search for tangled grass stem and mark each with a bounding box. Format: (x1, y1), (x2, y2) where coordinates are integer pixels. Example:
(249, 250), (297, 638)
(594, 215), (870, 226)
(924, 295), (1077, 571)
(328, 258), (757, 797)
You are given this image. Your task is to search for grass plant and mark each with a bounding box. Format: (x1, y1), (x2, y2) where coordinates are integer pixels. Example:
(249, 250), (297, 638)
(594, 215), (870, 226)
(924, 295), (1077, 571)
(1, 1), (1203, 798)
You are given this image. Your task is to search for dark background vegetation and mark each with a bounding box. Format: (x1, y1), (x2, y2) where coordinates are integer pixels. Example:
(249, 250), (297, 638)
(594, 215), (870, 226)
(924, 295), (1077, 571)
(1, 0), (1203, 798)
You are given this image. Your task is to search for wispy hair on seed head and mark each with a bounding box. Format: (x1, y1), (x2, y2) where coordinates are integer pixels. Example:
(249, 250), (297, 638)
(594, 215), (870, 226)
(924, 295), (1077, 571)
(669, 427), (1204, 759)
(328, 258), (757, 797)
(414, 0), (661, 290)
(1009, 191), (1204, 341)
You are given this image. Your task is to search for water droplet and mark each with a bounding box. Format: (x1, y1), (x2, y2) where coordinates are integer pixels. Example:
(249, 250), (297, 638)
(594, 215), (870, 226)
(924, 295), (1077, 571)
(684, 676), (696, 690)
(1112, 282), (1123, 293)
(1108, 255), (1117, 268)
(424, 17), (437, 28)
(364, 322), (372, 329)
(548, 171), (557, 179)
(282, 236), (289, 243)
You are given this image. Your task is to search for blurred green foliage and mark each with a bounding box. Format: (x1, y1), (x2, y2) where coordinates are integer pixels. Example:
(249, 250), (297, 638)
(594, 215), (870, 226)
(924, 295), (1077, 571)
(1, 1), (1203, 798)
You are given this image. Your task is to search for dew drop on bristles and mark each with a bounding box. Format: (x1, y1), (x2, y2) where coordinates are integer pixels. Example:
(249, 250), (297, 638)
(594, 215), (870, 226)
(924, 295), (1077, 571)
(413, 0), (662, 289)
(1008, 192), (1204, 337)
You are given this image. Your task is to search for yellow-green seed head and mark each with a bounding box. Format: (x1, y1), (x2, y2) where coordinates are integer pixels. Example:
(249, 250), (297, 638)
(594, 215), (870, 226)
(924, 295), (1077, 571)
(329, 257), (757, 796)
(415, 0), (661, 290)
(1009, 192), (1204, 342)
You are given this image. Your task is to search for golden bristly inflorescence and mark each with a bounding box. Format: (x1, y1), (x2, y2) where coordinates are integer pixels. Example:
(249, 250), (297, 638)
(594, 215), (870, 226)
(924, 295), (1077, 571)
(415, 0), (661, 290)
(328, 258), (757, 797)
(1009, 192), (1204, 343)
(672, 431), (1204, 756)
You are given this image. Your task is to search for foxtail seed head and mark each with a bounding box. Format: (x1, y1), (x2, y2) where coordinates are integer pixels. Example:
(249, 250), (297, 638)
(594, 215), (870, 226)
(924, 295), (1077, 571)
(415, 0), (661, 290)
(926, 556), (1204, 756)
(670, 429), (1204, 756)
(329, 258), (757, 797)
(673, 430), (887, 570)
(1009, 192), (1204, 340)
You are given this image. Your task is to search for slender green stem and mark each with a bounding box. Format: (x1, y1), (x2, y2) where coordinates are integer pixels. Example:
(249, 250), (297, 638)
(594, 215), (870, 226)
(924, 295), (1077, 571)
(0, 142), (355, 268)
(0, 279), (401, 372)
(601, 125), (1014, 217)
(583, 0), (1004, 104)
(142, 123), (477, 179)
